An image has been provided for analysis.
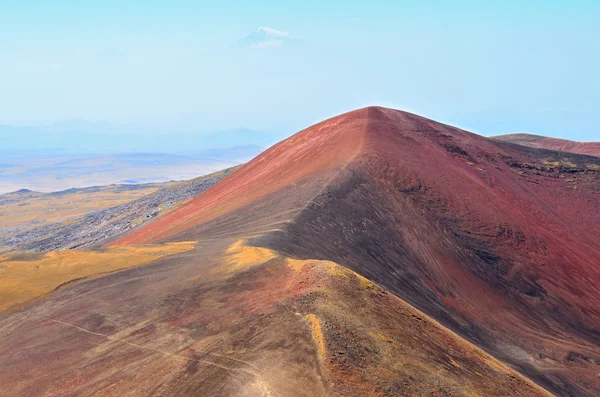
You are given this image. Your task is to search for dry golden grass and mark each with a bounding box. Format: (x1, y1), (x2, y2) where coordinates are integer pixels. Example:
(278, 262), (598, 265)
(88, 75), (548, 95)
(216, 239), (277, 276)
(0, 187), (161, 229)
(543, 160), (561, 168)
(0, 242), (195, 311)
(305, 313), (326, 359)
(587, 163), (600, 171)
(286, 257), (348, 278)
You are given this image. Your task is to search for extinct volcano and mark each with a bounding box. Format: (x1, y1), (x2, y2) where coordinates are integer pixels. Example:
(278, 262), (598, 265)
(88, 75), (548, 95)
(1, 107), (599, 396)
(116, 106), (600, 395)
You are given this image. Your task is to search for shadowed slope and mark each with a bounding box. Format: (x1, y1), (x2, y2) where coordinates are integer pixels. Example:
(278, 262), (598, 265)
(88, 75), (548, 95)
(114, 107), (600, 396)
(258, 108), (600, 396)
(494, 133), (600, 157)
(252, 108), (600, 396)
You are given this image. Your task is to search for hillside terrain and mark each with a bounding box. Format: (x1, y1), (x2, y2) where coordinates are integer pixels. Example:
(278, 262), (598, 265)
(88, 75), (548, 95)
(0, 242), (195, 312)
(1, 107), (599, 396)
(0, 183), (168, 236)
(0, 167), (237, 252)
(0, 239), (550, 397)
(493, 133), (600, 157)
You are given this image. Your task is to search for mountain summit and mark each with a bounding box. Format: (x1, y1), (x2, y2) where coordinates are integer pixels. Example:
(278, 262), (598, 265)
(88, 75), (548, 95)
(115, 106), (600, 395)
(2, 107), (599, 396)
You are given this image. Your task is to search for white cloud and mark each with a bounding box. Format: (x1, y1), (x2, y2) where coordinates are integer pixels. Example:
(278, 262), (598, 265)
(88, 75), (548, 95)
(239, 27), (298, 49)
(257, 26), (290, 38)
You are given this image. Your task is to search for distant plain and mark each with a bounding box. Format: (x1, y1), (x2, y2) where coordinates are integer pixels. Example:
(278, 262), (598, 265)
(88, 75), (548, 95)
(0, 148), (257, 194)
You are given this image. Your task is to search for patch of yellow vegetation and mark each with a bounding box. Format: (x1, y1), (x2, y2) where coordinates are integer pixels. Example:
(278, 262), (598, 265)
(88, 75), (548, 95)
(0, 242), (195, 312)
(217, 240), (277, 276)
(543, 160), (560, 168)
(305, 313), (326, 359)
(586, 163), (600, 171)
(360, 277), (375, 289)
(286, 257), (308, 271)
(323, 262), (348, 278)
(376, 332), (395, 344)
(286, 258), (348, 278)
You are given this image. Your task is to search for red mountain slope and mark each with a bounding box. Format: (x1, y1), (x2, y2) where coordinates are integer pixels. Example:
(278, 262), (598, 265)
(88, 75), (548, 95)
(494, 133), (600, 157)
(0, 239), (552, 397)
(113, 108), (367, 245)
(114, 107), (600, 396)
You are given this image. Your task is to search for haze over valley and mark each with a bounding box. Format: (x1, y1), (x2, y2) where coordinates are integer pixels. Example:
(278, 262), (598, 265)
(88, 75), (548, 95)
(0, 122), (283, 193)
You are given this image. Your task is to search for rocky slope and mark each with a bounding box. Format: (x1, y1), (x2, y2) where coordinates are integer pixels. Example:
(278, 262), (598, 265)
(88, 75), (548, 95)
(0, 167), (237, 252)
(1, 107), (598, 396)
(116, 107), (600, 396)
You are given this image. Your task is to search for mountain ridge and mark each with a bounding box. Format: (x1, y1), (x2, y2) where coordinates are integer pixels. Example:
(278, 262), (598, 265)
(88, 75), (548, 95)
(1, 107), (598, 396)
(113, 106), (600, 396)
(493, 133), (600, 157)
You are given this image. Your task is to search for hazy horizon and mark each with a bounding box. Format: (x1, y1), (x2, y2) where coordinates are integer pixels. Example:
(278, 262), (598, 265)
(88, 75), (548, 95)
(0, 122), (284, 154)
(1, 1), (599, 143)
(2, 1), (599, 192)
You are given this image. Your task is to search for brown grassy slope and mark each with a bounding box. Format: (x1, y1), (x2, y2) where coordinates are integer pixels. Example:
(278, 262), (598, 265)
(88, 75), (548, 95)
(0, 242), (195, 311)
(493, 133), (600, 157)
(2, 166), (239, 252)
(0, 239), (551, 397)
(0, 184), (164, 229)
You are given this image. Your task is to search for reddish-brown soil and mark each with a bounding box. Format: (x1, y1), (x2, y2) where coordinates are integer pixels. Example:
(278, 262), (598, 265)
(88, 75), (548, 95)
(494, 133), (600, 157)
(112, 109), (367, 245)
(0, 239), (550, 397)
(114, 107), (600, 396)
(2, 107), (599, 396)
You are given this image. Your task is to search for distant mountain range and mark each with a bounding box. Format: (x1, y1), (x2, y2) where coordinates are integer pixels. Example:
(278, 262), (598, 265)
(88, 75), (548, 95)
(0, 120), (285, 193)
(0, 121), (285, 153)
(0, 147), (260, 194)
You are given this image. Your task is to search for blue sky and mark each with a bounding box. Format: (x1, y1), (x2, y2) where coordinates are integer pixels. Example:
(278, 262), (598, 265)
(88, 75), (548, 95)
(1, 0), (599, 144)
